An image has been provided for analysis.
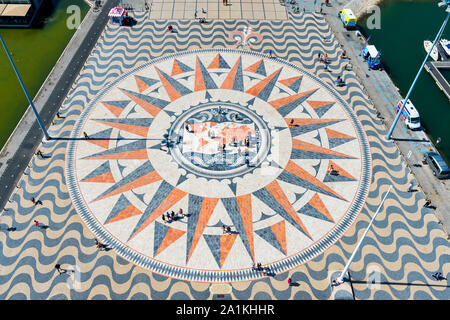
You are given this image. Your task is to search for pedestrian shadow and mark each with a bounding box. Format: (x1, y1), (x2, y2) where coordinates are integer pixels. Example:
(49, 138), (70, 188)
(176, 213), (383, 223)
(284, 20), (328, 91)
(289, 282), (300, 287)
(391, 137), (429, 143)
(1, 226), (16, 232)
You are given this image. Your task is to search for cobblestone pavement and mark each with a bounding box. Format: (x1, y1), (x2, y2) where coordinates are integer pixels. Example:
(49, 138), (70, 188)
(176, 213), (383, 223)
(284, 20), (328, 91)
(0, 9), (448, 299)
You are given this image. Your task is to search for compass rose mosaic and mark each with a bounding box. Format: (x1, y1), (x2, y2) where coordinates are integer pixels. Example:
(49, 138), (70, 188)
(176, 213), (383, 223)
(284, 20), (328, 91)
(66, 49), (371, 282)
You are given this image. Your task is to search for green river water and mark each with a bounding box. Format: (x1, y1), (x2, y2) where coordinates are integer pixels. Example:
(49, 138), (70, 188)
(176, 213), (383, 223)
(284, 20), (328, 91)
(0, 0), (89, 148)
(360, 0), (450, 163)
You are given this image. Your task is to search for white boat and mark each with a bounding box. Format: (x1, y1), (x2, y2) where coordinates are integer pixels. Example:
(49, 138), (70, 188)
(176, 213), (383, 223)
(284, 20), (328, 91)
(439, 39), (450, 58)
(424, 40), (439, 61)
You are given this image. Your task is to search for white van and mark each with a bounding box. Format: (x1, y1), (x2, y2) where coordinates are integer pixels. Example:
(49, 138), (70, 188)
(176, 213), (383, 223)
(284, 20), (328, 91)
(396, 99), (421, 130)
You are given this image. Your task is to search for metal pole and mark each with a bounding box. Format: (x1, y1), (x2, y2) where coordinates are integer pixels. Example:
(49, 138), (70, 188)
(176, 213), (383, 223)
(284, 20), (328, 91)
(0, 34), (51, 141)
(386, 10), (450, 140)
(334, 185), (392, 284)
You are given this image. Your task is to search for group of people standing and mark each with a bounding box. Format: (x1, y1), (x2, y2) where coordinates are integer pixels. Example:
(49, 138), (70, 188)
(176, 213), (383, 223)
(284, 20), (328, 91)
(162, 208), (184, 223)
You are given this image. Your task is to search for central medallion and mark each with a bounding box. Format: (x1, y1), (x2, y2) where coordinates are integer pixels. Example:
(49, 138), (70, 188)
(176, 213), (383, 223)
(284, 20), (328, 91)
(168, 102), (271, 179)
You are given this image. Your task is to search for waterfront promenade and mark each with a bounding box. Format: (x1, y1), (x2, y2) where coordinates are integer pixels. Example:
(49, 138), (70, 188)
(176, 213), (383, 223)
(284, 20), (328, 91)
(0, 1), (448, 300)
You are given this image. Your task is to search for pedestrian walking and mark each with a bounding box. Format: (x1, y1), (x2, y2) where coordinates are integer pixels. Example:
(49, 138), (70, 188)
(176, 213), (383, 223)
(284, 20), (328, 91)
(178, 208), (183, 216)
(289, 119), (294, 127)
(424, 199), (432, 208)
(432, 272), (443, 280)
(162, 214), (166, 223)
(95, 238), (105, 251)
(226, 226), (231, 234)
(269, 49), (273, 58)
(55, 264), (64, 275)
(83, 131), (89, 139)
(34, 220), (40, 227)
(222, 225), (226, 234)
(288, 277), (292, 286)
(168, 25), (173, 32)
(407, 182), (414, 192)
(36, 150), (44, 158)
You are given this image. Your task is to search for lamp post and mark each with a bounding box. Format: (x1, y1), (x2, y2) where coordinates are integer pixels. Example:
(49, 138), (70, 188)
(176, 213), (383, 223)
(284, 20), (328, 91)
(386, 0), (450, 140)
(0, 34), (51, 141)
(333, 185), (392, 285)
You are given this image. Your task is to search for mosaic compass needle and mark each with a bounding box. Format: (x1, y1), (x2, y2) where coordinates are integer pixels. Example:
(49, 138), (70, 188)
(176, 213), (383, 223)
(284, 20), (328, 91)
(66, 49), (371, 282)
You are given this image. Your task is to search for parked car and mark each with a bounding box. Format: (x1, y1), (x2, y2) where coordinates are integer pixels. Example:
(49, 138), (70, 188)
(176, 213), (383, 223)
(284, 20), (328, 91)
(424, 152), (450, 179)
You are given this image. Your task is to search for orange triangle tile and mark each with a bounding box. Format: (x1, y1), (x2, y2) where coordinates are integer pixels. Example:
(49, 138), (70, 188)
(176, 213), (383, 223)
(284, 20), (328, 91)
(279, 76), (301, 87)
(105, 204), (142, 225)
(135, 75), (149, 93)
(220, 56), (241, 90)
(269, 89), (318, 109)
(155, 227), (186, 256)
(82, 171), (115, 183)
(236, 194), (255, 261)
(292, 139), (356, 159)
(86, 149), (148, 160)
(306, 100), (334, 109)
(194, 57), (206, 91)
(270, 220), (287, 255)
(155, 68), (182, 101)
(327, 160), (356, 181)
(325, 128), (355, 140)
(95, 170), (162, 202)
(285, 160), (346, 201)
(220, 234), (238, 268)
(208, 54), (220, 69)
(119, 88), (161, 117)
(84, 138), (110, 149)
(244, 59), (262, 73)
(101, 102), (124, 118)
(308, 193), (334, 223)
(265, 180), (312, 239)
(284, 118), (344, 127)
(94, 120), (149, 138)
(246, 67), (282, 97)
(172, 60), (183, 76)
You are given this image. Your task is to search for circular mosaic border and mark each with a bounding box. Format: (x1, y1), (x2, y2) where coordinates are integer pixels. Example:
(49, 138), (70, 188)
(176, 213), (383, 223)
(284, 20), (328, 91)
(66, 49), (372, 282)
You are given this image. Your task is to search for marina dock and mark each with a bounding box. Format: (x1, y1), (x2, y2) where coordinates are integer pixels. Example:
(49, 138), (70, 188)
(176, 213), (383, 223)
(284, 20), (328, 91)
(425, 60), (450, 101)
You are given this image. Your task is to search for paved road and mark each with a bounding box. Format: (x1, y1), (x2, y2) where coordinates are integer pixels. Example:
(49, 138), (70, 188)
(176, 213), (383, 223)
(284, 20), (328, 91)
(0, 0), (119, 213)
